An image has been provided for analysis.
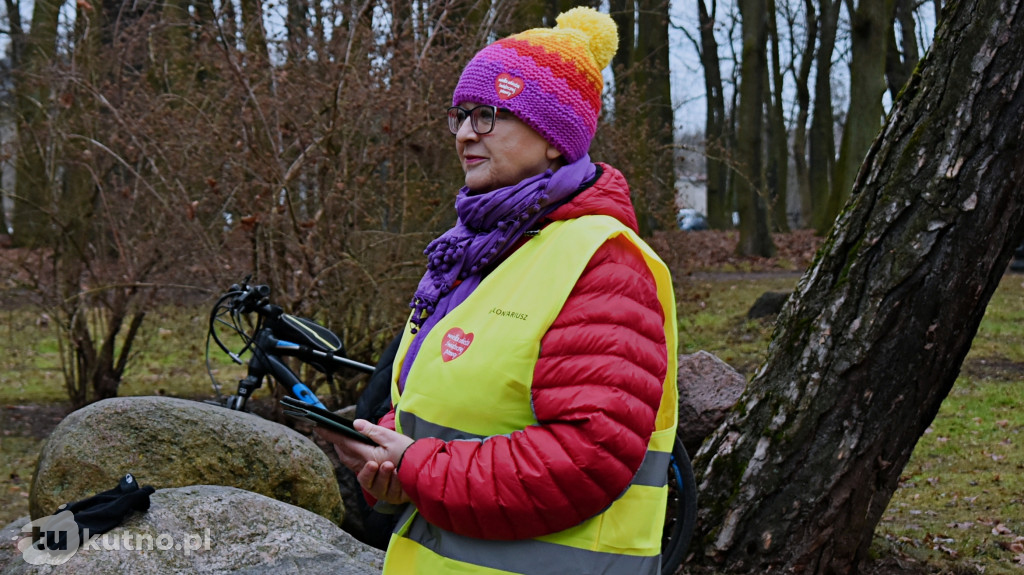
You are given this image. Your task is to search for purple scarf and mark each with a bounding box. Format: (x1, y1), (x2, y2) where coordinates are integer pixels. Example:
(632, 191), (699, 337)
(400, 155), (596, 390)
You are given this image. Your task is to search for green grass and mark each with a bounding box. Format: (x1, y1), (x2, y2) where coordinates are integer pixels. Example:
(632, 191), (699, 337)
(0, 310), (67, 403)
(874, 376), (1024, 574)
(0, 437), (42, 526)
(676, 275), (798, 374)
(118, 306), (249, 400)
(872, 275), (1024, 574)
(0, 306), (250, 404)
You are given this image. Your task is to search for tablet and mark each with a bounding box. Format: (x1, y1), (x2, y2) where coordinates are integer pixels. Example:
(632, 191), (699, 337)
(280, 396), (377, 445)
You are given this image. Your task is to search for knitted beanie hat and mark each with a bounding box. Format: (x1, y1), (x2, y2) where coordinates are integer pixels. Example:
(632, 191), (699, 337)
(451, 8), (618, 162)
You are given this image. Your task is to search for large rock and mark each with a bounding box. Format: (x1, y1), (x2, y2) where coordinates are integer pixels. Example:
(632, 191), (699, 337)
(0, 485), (384, 574)
(29, 396), (344, 526)
(747, 291), (792, 319)
(677, 351), (746, 456)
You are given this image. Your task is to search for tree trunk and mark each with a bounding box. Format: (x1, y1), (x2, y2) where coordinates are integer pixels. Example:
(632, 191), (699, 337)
(192, 0), (215, 27)
(286, 0), (310, 61)
(809, 0), (839, 234)
(885, 0), (919, 100)
(698, 0), (731, 230)
(609, 0), (674, 235)
(239, 0), (270, 61)
(3, 0), (25, 68)
(610, 0), (634, 94)
(791, 0), (816, 229)
(12, 0), (62, 247)
(159, 0), (195, 90)
(544, 0), (595, 26)
(828, 0), (893, 225)
(766, 0), (789, 232)
(734, 0), (775, 257)
(693, 0), (1024, 572)
(636, 0), (675, 233)
(1, 0), (24, 236)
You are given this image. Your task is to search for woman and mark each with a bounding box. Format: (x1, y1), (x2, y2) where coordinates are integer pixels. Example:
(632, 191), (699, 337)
(322, 8), (678, 574)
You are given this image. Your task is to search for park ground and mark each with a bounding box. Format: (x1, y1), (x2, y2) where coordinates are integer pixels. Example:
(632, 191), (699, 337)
(1, 230), (1022, 574)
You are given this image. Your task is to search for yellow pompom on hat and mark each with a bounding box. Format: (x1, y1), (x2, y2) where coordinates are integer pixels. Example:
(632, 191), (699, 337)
(452, 8), (619, 162)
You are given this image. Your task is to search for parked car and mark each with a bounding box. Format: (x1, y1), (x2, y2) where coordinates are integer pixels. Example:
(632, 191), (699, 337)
(677, 208), (710, 231)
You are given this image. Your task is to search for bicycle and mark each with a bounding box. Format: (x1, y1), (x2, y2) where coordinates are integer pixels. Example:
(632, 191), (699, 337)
(205, 278), (696, 574)
(205, 279), (376, 412)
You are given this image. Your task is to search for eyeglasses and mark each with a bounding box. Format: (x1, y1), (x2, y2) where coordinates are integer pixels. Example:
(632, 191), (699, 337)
(447, 105), (502, 135)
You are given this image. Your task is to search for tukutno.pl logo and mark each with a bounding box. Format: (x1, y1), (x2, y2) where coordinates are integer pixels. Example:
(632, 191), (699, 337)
(14, 506), (80, 565)
(13, 506), (211, 565)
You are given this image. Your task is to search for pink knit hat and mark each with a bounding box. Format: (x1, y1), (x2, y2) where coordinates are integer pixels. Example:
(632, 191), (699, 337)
(451, 8), (618, 162)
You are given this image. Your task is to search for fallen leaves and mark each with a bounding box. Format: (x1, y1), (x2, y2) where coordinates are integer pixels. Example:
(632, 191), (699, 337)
(998, 536), (1024, 565)
(650, 229), (823, 276)
(996, 536), (1024, 553)
(991, 523), (1013, 536)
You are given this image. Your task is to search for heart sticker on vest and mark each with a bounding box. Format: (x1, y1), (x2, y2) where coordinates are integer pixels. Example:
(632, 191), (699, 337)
(495, 73), (525, 100)
(442, 327), (474, 362)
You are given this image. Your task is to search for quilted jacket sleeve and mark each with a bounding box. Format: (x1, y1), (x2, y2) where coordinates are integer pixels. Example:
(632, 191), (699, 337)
(395, 235), (668, 540)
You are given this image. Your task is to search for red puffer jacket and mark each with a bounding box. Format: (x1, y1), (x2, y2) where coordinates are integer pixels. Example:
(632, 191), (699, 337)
(385, 163), (668, 540)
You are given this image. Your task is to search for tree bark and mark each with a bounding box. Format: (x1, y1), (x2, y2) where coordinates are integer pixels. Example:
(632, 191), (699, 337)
(610, 0), (635, 95)
(734, 0), (775, 257)
(240, 0), (270, 61)
(885, 0), (920, 101)
(809, 0), (839, 234)
(697, 0), (731, 230)
(693, 0), (1024, 572)
(286, 0), (311, 61)
(159, 0), (195, 90)
(828, 0), (893, 226)
(609, 0), (674, 235)
(766, 0), (789, 232)
(1, 0), (24, 235)
(12, 0), (62, 247)
(791, 0), (816, 229)
(636, 0), (675, 233)
(3, 0), (25, 67)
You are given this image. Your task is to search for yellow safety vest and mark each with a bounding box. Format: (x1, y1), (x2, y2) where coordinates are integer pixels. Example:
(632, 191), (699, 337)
(386, 215), (678, 575)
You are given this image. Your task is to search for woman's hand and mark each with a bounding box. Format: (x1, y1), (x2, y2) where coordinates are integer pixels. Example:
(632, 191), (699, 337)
(356, 459), (409, 505)
(316, 420), (414, 505)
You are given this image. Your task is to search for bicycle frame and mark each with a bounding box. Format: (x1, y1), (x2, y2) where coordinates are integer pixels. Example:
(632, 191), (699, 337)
(208, 281), (373, 411)
(228, 326), (374, 411)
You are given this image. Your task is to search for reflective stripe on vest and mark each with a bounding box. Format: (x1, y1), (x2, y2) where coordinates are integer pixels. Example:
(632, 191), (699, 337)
(398, 409), (672, 488)
(386, 215), (678, 575)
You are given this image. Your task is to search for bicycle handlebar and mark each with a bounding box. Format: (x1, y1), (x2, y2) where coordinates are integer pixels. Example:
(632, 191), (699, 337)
(207, 278), (375, 411)
(226, 282), (271, 314)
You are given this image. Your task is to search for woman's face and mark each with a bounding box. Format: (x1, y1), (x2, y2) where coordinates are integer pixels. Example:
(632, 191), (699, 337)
(454, 102), (563, 194)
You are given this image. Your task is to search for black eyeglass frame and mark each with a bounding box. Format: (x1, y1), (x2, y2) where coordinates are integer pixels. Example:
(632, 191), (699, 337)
(447, 105), (506, 135)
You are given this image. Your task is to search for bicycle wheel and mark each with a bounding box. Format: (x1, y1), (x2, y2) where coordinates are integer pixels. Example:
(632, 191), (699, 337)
(661, 435), (697, 575)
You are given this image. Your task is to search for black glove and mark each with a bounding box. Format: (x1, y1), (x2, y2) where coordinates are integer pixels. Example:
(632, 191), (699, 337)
(36, 473), (155, 550)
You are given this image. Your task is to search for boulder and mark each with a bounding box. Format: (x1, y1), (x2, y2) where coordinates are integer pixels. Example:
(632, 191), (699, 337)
(677, 351), (746, 456)
(29, 397), (344, 526)
(0, 485), (384, 574)
(747, 291), (791, 319)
